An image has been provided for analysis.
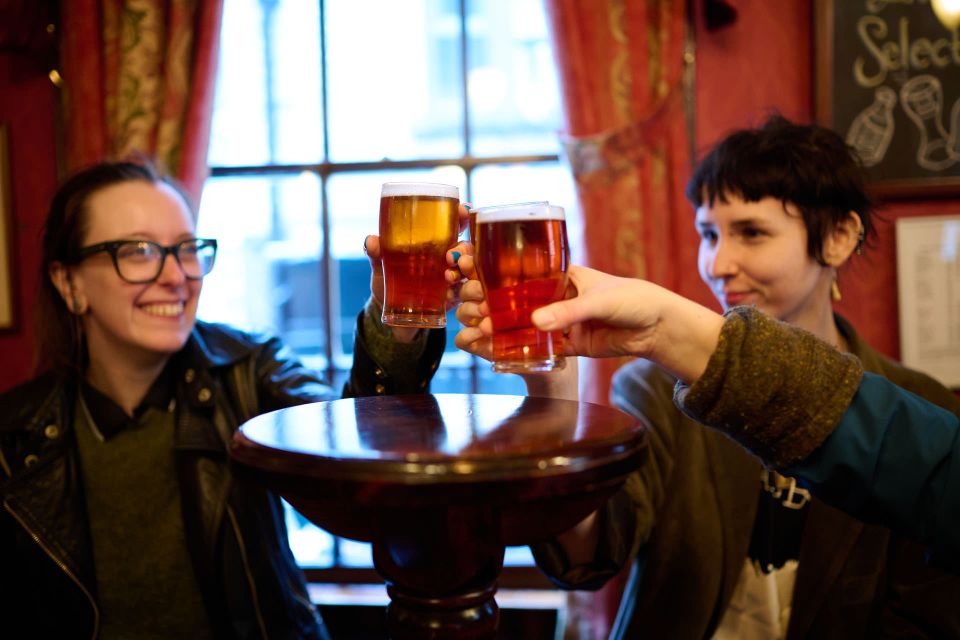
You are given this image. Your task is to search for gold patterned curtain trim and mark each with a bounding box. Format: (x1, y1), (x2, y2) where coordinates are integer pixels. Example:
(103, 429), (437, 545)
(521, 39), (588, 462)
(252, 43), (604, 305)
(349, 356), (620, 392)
(561, 80), (682, 187)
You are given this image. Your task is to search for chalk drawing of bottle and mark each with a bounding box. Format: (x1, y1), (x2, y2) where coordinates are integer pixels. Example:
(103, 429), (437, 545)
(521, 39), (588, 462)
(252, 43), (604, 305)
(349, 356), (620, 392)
(846, 86), (896, 167)
(900, 75), (958, 171)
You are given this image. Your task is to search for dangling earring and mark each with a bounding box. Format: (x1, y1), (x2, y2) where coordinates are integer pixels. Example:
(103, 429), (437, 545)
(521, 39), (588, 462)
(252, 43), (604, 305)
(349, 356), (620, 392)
(855, 231), (865, 255)
(831, 277), (842, 302)
(71, 298), (85, 314)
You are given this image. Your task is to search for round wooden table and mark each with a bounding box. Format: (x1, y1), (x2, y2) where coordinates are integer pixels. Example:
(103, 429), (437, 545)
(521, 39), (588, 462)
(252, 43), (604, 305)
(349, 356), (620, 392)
(230, 393), (646, 639)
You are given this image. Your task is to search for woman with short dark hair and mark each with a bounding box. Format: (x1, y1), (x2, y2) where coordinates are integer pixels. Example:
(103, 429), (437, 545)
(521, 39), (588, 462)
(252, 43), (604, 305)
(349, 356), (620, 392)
(455, 116), (960, 638)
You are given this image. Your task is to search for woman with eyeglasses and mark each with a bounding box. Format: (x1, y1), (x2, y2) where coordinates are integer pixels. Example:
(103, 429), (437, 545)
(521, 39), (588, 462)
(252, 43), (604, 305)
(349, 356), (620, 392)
(0, 161), (457, 639)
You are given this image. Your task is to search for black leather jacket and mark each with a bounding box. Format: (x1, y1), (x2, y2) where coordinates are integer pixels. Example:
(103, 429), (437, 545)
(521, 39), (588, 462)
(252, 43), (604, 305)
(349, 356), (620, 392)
(0, 316), (445, 639)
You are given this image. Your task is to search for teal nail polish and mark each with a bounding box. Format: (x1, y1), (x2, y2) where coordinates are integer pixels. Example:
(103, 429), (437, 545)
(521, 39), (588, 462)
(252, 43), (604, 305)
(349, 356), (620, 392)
(452, 251), (462, 263)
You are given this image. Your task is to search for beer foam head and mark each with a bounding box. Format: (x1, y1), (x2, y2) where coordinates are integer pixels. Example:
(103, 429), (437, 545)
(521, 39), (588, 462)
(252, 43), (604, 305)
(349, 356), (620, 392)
(475, 201), (565, 224)
(381, 182), (459, 200)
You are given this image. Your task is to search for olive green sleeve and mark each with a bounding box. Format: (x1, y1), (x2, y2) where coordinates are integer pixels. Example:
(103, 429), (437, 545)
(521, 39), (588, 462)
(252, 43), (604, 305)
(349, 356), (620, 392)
(360, 297), (430, 374)
(674, 306), (864, 469)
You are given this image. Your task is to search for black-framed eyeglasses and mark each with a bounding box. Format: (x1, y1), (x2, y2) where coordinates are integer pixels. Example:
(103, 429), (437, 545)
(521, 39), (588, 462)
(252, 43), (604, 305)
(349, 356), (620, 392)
(71, 238), (218, 284)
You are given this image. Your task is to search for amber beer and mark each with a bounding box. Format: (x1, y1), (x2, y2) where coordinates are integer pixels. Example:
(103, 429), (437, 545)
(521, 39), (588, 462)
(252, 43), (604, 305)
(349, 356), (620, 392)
(379, 182), (460, 328)
(474, 202), (569, 373)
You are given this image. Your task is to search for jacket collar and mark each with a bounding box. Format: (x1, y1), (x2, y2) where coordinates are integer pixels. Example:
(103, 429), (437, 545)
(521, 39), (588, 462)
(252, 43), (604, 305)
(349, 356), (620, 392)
(183, 320), (255, 370)
(834, 313), (884, 371)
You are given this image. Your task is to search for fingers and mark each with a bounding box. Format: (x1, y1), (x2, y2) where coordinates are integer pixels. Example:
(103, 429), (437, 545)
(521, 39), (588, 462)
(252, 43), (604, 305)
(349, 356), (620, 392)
(458, 202), (472, 235)
(363, 235), (381, 261)
(454, 325), (483, 350)
(456, 254), (478, 280)
(448, 240), (473, 261)
(365, 235), (386, 307)
(446, 241), (472, 284)
(456, 299), (485, 328)
(530, 265), (595, 331)
(454, 325), (493, 360)
(458, 279), (484, 303)
(446, 260), (462, 285)
(530, 303), (568, 332)
(444, 279), (465, 311)
(533, 292), (607, 333)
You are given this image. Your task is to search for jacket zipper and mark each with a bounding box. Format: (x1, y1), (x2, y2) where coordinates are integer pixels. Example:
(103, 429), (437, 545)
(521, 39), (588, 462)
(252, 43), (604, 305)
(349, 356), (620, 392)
(225, 503), (269, 639)
(4, 500), (100, 640)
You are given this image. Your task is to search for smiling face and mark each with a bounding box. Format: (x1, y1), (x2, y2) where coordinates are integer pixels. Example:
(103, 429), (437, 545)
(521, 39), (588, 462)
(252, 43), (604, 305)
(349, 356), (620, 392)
(696, 194), (836, 330)
(66, 180), (202, 369)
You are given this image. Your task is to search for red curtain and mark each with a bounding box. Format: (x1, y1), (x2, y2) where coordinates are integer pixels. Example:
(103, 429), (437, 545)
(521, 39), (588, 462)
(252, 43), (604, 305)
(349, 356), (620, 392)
(543, 1), (694, 637)
(545, 0), (699, 410)
(59, 0), (223, 202)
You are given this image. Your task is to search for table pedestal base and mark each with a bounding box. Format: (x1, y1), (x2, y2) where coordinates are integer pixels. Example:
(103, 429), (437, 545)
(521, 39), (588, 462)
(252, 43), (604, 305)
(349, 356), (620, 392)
(373, 506), (504, 639)
(386, 584), (499, 639)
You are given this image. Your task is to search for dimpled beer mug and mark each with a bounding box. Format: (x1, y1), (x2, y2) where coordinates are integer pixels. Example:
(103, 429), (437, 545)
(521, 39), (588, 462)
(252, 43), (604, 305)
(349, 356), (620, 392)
(474, 202), (569, 373)
(379, 182), (460, 328)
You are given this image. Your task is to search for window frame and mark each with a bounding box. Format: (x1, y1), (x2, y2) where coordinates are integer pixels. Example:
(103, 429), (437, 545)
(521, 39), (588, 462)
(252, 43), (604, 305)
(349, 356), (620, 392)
(208, 0), (563, 390)
(207, 0), (565, 589)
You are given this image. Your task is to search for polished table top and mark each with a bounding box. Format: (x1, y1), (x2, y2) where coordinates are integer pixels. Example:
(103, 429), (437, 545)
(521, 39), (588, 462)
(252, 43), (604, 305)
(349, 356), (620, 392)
(231, 394), (647, 639)
(232, 393), (644, 492)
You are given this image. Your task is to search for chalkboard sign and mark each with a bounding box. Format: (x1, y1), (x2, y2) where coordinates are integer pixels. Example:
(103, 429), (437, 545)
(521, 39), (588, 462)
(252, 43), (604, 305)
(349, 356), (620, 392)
(815, 0), (960, 197)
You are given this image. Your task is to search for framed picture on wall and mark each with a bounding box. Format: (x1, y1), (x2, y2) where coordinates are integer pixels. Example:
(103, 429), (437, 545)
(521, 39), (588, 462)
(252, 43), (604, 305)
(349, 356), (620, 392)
(814, 0), (960, 198)
(896, 215), (960, 388)
(0, 124), (16, 331)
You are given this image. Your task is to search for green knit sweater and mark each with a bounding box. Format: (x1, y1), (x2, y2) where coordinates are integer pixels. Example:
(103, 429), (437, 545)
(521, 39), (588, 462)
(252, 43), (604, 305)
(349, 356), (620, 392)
(74, 398), (214, 639)
(675, 306), (865, 468)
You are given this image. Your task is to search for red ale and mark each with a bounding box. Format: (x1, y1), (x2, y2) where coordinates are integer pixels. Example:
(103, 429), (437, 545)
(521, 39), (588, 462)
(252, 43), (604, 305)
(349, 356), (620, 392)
(475, 202), (568, 373)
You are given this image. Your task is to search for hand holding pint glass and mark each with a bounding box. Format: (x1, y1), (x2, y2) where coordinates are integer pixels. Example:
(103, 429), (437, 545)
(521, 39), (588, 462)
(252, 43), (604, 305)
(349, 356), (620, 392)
(473, 202), (569, 373)
(379, 182), (460, 328)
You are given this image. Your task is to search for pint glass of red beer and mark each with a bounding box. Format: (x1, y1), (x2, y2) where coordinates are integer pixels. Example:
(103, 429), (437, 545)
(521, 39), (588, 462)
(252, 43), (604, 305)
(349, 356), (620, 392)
(474, 202), (569, 373)
(379, 182), (460, 328)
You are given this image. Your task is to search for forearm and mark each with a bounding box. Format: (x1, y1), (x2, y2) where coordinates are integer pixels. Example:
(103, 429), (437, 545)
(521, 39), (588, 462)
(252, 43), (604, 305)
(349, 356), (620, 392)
(553, 511), (598, 565)
(344, 299), (444, 397)
(785, 372), (960, 569)
(530, 482), (641, 591)
(648, 292), (724, 384)
(674, 306), (863, 468)
(521, 358), (579, 401)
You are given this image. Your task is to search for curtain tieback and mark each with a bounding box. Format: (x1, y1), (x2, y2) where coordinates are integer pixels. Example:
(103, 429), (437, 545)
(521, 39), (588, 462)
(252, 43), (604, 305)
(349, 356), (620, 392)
(560, 84), (681, 186)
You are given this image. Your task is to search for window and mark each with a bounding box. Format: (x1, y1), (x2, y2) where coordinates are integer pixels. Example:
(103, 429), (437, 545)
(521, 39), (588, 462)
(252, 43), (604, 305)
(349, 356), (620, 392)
(200, 0), (575, 580)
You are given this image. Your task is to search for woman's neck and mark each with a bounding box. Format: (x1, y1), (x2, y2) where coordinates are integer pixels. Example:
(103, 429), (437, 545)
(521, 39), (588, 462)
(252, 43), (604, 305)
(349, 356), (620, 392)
(781, 275), (846, 350)
(806, 313), (845, 350)
(85, 353), (170, 416)
(784, 302), (845, 352)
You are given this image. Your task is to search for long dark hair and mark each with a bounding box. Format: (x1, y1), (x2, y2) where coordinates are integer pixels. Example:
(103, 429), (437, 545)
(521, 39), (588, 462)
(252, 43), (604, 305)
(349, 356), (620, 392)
(686, 115), (876, 264)
(34, 161), (192, 374)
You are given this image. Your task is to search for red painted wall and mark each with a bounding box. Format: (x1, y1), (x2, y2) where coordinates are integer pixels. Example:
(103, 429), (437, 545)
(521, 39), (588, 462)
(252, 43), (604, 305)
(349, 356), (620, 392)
(0, 53), (59, 392)
(694, 0), (960, 376)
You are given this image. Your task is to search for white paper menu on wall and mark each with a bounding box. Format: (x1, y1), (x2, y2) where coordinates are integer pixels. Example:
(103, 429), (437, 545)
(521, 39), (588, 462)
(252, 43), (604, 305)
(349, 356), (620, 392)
(896, 215), (960, 389)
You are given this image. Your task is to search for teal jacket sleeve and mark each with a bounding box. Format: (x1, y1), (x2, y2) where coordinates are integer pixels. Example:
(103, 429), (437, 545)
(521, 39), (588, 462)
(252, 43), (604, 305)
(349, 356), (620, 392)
(785, 372), (960, 572)
(674, 307), (959, 572)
